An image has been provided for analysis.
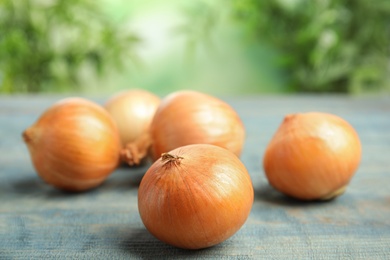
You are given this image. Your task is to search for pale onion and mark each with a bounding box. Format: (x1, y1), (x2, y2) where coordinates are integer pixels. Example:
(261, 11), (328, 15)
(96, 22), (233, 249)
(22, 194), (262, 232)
(263, 112), (362, 200)
(104, 89), (160, 147)
(122, 90), (245, 165)
(138, 144), (254, 249)
(22, 97), (121, 192)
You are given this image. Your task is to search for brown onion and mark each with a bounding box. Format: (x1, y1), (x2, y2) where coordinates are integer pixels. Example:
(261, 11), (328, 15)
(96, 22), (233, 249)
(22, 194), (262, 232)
(263, 112), (362, 200)
(138, 144), (254, 249)
(122, 90), (245, 165)
(22, 97), (121, 192)
(104, 89), (160, 147)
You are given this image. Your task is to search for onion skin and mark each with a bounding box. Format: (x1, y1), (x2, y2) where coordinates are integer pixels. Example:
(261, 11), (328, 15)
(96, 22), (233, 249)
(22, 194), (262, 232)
(263, 112), (362, 201)
(104, 89), (160, 147)
(138, 144), (254, 249)
(22, 98), (121, 192)
(149, 90), (245, 161)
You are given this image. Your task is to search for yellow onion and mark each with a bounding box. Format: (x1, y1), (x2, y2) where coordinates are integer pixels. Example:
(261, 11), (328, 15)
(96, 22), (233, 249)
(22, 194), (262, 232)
(122, 90), (245, 165)
(263, 112), (362, 200)
(22, 97), (121, 192)
(104, 89), (160, 147)
(138, 144), (254, 249)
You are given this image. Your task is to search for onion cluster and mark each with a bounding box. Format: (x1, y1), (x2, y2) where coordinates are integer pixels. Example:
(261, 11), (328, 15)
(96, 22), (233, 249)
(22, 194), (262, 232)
(122, 90), (245, 165)
(22, 88), (363, 251)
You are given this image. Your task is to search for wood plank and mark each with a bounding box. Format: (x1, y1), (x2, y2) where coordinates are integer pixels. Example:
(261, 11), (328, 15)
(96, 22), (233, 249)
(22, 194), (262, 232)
(1, 94), (389, 259)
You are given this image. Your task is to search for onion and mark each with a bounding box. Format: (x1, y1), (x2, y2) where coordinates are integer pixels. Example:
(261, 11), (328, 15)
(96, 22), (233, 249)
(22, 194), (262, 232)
(22, 97), (121, 192)
(104, 89), (160, 147)
(138, 144), (254, 249)
(263, 112), (362, 200)
(122, 90), (245, 165)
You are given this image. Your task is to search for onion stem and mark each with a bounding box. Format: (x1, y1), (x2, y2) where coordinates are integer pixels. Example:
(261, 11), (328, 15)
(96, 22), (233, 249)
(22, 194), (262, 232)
(120, 132), (153, 166)
(161, 153), (183, 166)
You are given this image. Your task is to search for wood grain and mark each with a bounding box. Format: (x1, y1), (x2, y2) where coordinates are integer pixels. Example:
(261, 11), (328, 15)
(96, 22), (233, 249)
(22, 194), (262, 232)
(1, 95), (389, 259)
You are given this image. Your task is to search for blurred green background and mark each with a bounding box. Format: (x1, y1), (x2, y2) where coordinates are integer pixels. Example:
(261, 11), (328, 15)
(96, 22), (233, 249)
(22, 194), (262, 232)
(1, 0), (389, 96)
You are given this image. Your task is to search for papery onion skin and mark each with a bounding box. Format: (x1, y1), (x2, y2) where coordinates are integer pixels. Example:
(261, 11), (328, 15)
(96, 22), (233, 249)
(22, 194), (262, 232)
(149, 90), (245, 161)
(104, 89), (160, 147)
(22, 98), (121, 192)
(263, 112), (362, 201)
(138, 144), (254, 249)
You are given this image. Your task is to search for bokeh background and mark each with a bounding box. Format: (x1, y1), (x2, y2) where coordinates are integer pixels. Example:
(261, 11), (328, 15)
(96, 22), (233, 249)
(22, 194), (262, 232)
(1, 0), (389, 96)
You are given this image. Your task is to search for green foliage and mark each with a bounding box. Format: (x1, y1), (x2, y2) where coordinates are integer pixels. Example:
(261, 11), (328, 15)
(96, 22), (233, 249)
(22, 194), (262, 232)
(170, 1), (287, 94)
(0, 0), (139, 93)
(232, 0), (390, 93)
(173, 1), (221, 62)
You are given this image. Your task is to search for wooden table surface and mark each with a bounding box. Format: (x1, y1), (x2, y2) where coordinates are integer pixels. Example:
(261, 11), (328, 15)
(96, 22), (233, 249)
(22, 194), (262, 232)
(1, 94), (389, 259)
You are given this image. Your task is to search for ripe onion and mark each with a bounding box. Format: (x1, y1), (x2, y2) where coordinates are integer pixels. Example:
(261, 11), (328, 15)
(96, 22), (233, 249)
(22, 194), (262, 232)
(104, 89), (160, 147)
(22, 97), (121, 192)
(122, 90), (245, 165)
(263, 112), (362, 200)
(138, 144), (254, 249)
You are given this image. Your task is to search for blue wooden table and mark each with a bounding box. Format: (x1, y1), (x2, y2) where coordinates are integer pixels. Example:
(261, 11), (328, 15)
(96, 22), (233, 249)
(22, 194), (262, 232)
(1, 94), (389, 259)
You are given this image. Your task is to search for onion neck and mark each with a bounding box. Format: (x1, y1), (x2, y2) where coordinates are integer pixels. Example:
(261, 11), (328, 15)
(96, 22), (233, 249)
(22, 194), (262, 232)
(120, 131), (153, 166)
(161, 153), (183, 167)
(22, 127), (34, 144)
